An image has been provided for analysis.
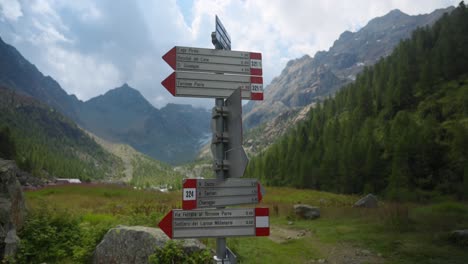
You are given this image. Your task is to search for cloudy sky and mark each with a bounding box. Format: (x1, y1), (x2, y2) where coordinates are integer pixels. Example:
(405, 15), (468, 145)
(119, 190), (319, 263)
(0, 0), (458, 108)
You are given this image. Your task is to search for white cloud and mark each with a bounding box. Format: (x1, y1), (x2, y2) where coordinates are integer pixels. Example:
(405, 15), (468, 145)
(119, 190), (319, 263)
(0, 0), (22, 21)
(0, 0), (459, 109)
(30, 18), (70, 44)
(45, 45), (123, 100)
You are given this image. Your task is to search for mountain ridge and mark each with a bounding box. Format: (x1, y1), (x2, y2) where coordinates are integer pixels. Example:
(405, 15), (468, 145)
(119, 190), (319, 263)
(243, 6), (454, 130)
(0, 37), (210, 164)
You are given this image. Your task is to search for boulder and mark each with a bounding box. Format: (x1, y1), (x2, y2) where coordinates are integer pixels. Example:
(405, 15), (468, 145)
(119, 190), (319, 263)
(3, 230), (20, 257)
(16, 169), (44, 189)
(0, 159), (26, 260)
(294, 204), (320, 220)
(93, 225), (206, 264)
(450, 230), (468, 246)
(353, 194), (379, 208)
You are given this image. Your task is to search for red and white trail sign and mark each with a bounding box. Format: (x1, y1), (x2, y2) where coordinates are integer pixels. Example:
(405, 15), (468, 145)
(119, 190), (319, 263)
(182, 178), (265, 210)
(161, 71), (263, 100)
(162, 46), (262, 76)
(158, 208), (270, 239)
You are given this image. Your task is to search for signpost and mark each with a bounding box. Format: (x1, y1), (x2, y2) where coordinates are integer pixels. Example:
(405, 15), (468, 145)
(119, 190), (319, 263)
(158, 208), (269, 239)
(159, 15), (266, 264)
(212, 15), (231, 50)
(182, 178), (265, 210)
(162, 46), (262, 76)
(161, 71), (263, 100)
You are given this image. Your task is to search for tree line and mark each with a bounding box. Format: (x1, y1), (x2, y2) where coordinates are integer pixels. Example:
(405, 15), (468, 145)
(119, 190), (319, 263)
(245, 2), (468, 200)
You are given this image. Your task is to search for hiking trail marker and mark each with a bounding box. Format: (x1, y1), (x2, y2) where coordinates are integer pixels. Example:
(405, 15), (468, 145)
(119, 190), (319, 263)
(182, 178), (266, 210)
(162, 46), (262, 75)
(158, 208), (270, 239)
(161, 71), (263, 100)
(161, 46), (263, 100)
(159, 15), (266, 264)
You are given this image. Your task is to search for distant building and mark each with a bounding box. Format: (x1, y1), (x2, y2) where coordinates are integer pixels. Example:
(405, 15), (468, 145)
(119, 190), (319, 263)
(55, 178), (81, 184)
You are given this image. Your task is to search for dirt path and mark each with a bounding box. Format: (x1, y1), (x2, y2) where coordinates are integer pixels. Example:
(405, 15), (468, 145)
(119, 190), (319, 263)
(269, 225), (384, 264)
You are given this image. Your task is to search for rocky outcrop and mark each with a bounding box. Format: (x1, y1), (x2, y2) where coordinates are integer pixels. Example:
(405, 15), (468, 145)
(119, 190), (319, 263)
(0, 159), (26, 260)
(93, 225), (206, 264)
(450, 230), (468, 246)
(353, 194), (379, 208)
(15, 169), (45, 189)
(294, 204), (320, 220)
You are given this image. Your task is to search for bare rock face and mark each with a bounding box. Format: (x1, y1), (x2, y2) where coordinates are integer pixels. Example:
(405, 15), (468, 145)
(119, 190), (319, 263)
(450, 230), (468, 246)
(0, 159), (26, 260)
(353, 194), (379, 208)
(93, 226), (206, 264)
(294, 204), (320, 220)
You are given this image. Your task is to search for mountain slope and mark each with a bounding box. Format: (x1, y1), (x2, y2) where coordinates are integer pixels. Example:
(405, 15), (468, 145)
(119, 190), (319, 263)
(0, 86), (124, 181)
(243, 7), (454, 130)
(78, 84), (210, 164)
(0, 37), (80, 120)
(0, 36), (210, 164)
(245, 3), (468, 199)
(87, 131), (184, 188)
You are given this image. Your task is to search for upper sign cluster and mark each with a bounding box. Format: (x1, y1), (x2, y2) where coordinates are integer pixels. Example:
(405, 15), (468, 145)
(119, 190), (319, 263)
(161, 46), (264, 100)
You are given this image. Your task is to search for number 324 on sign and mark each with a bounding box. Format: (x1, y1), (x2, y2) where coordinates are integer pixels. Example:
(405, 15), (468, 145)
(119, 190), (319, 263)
(184, 188), (196, 200)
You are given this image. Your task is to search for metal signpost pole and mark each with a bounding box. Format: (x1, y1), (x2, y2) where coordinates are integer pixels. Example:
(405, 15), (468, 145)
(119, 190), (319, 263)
(214, 97), (227, 262)
(213, 15), (230, 264)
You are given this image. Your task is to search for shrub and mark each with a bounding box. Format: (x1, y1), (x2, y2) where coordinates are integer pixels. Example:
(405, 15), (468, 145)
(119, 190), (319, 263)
(148, 240), (212, 264)
(16, 205), (81, 263)
(15, 205), (112, 263)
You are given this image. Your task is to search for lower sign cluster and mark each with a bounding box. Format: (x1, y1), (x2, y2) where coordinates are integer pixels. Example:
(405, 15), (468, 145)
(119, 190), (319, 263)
(182, 178), (264, 210)
(158, 178), (269, 239)
(159, 208), (269, 239)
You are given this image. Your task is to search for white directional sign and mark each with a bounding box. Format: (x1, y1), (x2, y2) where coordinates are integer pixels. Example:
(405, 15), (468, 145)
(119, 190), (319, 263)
(158, 208), (270, 239)
(162, 46), (262, 76)
(161, 71), (263, 100)
(182, 178), (265, 210)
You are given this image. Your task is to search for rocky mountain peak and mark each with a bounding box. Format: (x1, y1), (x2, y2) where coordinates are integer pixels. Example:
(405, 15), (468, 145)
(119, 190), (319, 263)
(243, 6), (453, 136)
(85, 83), (154, 113)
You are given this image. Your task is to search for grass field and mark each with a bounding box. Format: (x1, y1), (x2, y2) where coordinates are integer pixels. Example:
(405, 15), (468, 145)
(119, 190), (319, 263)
(23, 185), (468, 263)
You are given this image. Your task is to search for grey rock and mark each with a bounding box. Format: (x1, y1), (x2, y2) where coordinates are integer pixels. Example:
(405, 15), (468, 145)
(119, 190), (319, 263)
(0, 159), (26, 260)
(4, 229), (19, 257)
(356, 249), (371, 256)
(450, 229), (468, 246)
(353, 194), (379, 208)
(93, 225), (206, 264)
(16, 169), (44, 188)
(294, 204), (320, 220)
(319, 198), (328, 206)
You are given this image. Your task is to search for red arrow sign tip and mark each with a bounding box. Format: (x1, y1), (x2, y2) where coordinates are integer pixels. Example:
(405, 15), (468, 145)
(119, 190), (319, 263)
(162, 47), (176, 70)
(161, 72), (176, 96)
(158, 210), (173, 239)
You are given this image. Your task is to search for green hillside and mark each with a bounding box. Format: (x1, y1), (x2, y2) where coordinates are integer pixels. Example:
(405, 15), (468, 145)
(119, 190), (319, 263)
(246, 3), (468, 200)
(0, 86), (124, 181)
(88, 133), (185, 188)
